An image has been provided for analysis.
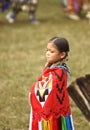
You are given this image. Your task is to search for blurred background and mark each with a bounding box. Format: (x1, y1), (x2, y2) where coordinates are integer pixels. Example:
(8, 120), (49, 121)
(0, 0), (90, 130)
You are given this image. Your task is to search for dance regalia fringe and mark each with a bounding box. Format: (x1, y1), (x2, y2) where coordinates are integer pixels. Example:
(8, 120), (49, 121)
(29, 66), (74, 130)
(61, 0), (83, 12)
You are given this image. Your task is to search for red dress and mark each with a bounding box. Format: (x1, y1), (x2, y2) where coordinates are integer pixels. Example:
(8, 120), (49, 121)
(29, 67), (74, 130)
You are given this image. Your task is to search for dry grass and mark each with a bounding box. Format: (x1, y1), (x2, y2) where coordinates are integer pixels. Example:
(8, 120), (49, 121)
(0, 0), (90, 129)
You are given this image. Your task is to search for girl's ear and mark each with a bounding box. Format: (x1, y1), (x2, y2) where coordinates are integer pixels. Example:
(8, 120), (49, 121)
(60, 52), (66, 59)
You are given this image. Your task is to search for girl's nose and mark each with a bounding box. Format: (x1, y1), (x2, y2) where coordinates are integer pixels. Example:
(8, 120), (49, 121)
(46, 51), (50, 56)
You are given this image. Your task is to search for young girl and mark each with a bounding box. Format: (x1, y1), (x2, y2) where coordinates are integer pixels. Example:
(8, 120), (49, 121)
(29, 36), (74, 130)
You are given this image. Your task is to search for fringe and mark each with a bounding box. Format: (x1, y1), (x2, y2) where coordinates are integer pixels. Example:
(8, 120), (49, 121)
(30, 114), (74, 130)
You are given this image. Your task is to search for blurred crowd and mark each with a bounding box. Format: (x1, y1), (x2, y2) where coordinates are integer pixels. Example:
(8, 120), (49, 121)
(0, 0), (39, 24)
(0, 0), (90, 23)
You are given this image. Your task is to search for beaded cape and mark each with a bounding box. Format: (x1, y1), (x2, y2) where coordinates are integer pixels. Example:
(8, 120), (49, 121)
(30, 67), (71, 119)
(29, 64), (74, 130)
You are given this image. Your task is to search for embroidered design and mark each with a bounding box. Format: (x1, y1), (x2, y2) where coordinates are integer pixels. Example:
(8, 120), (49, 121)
(54, 69), (64, 81)
(35, 72), (53, 106)
(36, 89), (48, 102)
(56, 93), (65, 104)
(56, 81), (65, 93)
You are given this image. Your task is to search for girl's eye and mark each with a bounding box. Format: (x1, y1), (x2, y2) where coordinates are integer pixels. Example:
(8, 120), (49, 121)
(50, 50), (54, 53)
(46, 48), (54, 53)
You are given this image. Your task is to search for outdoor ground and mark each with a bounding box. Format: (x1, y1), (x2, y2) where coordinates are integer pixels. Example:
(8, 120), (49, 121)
(0, 0), (90, 130)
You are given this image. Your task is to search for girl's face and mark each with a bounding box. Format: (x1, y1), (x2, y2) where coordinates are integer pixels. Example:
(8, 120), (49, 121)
(46, 42), (65, 64)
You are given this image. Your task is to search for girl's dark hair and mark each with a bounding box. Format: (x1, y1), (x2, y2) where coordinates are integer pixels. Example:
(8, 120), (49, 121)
(49, 36), (70, 52)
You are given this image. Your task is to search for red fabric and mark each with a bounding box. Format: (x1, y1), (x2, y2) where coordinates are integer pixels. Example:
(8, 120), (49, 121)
(30, 67), (71, 126)
(32, 119), (38, 130)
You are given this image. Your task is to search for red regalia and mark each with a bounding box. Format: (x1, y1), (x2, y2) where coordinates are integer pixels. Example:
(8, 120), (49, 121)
(29, 67), (73, 130)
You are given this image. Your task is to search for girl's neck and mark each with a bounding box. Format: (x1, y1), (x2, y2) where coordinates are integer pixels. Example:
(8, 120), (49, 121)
(43, 57), (68, 70)
(50, 60), (66, 68)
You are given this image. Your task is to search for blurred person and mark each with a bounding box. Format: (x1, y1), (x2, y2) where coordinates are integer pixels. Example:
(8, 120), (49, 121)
(0, 0), (3, 10)
(0, 0), (3, 8)
(83, 0), (90, 10)
(61, 0), (90, 20)
(0, 0), (10, 11)
(61, 0), (83, 20)
(6, 0), (39, 24)
(29, 36), (74, 130)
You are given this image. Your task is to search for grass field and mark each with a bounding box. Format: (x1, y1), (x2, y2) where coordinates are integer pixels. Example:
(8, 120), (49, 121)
(0, 0), (90, 130)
